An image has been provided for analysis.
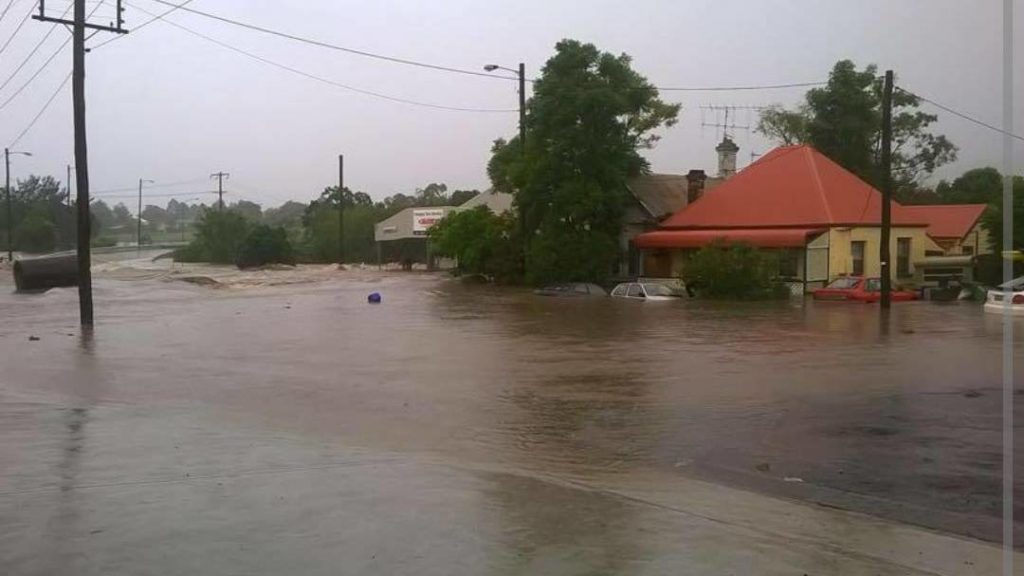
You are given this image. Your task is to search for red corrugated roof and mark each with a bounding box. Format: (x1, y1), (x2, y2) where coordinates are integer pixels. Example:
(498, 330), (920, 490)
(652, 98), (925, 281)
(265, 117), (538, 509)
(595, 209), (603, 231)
(899, 204), (987, 240)
(660, 145), (927, 229)
(635, 228), (826, 249)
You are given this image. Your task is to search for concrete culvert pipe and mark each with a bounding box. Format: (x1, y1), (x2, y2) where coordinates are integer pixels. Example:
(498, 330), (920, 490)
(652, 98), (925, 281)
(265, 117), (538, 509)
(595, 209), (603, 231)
(13, 255), (79, 292)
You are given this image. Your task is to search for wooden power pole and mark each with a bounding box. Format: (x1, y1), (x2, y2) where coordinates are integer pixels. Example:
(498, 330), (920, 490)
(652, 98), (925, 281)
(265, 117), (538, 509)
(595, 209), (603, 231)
(337, 154), (344, 265)
(211, 172), (229, 211)
(35, 0), (127, 327)
(879, 70), (894, 310)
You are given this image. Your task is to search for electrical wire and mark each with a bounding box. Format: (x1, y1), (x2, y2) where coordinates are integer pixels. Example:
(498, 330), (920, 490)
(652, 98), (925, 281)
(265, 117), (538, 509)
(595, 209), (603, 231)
(0, 2), (71, 93)
(0, 1), (37, 58)
(90, 0), (194, 49)
(8, 70), (67, 147)
(3, 0), (177, 146)
(0, 0), (106, 112)
(147, 0), (520, 82)
(128, 1), (517, 113)
(92, 177), (209, 194)
(657, 81), (825, 92)
(895, 85), (1024, 143)
(0, 0), (18, 25)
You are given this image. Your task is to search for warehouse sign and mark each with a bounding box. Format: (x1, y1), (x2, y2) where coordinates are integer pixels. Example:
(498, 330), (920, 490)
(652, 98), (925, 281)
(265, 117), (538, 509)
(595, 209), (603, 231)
(412, 208), (445, 234)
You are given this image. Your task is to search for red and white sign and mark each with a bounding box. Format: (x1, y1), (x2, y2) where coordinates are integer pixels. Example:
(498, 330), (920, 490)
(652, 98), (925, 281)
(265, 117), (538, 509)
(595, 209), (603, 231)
(413, 208), (445, 233)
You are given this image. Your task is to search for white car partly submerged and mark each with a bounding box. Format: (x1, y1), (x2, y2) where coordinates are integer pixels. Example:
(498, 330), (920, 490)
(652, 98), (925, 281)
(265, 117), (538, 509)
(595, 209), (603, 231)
(610, 282), (682, 301)
(983, 276), (1024, 316)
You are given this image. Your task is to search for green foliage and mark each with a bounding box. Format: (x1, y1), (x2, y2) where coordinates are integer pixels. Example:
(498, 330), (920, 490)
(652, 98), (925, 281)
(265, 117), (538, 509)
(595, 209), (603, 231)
(489, 39), (680, 285)
(173, 210), (251, 264)
(229, 200), (263, 222)
(429, 206), (521, 281)
(236, 224), (295, 269)
(936, 167), (1004, 205)
(449, 189), (480, 206)
(14, 214), (57, 253)
(1, 175), (74, 252)
(683, 241), (789, 300)
(91, 236), (117, 248)
(980, 174), (1024, 254)
(758, 60), (957, 190)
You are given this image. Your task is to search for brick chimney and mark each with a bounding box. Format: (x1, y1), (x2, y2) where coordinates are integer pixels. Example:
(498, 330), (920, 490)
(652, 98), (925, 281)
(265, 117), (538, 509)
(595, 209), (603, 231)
(716, 135), (739, 178)
(686, 169), (707, 204)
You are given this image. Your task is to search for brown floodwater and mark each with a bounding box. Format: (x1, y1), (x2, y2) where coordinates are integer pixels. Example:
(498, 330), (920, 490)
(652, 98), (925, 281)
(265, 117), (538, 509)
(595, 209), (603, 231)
(1, 257), (1022, 571)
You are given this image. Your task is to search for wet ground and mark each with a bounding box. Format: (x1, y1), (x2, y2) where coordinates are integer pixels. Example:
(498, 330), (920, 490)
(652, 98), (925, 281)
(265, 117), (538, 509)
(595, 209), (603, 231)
(1, 254), (1021, 574)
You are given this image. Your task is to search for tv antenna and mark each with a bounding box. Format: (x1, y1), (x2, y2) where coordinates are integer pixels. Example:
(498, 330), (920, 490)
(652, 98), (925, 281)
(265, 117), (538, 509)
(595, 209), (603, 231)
(700, 105), (768, 142)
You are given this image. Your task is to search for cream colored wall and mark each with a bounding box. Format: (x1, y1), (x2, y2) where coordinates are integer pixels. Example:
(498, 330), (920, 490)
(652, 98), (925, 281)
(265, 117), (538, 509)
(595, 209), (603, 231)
(827, 226), (941, 282)
(952, 223), (992, 255)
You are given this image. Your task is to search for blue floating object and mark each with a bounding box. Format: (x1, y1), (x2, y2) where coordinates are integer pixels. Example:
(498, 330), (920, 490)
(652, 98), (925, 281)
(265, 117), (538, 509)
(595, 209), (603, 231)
(367, 292), (382, 304)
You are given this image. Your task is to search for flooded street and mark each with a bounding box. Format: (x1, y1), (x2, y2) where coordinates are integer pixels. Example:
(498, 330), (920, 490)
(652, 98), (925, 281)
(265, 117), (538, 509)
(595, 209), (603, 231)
(1, 255), (1022, 574)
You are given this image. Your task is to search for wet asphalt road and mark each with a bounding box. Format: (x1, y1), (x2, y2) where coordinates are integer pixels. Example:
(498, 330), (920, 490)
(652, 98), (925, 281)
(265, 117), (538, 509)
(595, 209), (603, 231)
(0, 260), (1021, 574)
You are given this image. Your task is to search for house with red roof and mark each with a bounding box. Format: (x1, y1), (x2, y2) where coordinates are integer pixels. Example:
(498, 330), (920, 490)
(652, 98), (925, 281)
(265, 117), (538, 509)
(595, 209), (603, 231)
(634, 145), (990, 292)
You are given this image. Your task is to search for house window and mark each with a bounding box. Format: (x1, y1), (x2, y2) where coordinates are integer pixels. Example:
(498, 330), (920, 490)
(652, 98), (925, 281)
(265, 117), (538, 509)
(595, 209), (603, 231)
(851, 241), (866, 276)
(897, 238), (911, 277)
(778, 249), (799, 278)
(962, 245), (974, 256)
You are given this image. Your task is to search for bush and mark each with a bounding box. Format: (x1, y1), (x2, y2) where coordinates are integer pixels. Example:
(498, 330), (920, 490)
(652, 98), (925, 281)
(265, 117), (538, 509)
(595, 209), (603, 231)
(429, 206), (522, 282)
(173, 210), (250, 264)
(92, 236), (117, 248)
(14, 215), (57, 253)
(235, 225), (295, 269)
(683, 241), (790, 299)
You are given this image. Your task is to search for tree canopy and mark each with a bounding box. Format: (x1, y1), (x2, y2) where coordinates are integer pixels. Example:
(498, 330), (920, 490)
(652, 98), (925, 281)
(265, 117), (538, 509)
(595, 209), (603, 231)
(758, 60), (957, 191)
(489, 39), (680, 284)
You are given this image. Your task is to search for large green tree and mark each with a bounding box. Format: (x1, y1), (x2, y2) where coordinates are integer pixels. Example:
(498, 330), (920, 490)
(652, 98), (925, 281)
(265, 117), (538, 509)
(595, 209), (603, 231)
(936, 167), (1004, 205)
(758, 60), (957, 191)
(979, 173), (1024, 254)
(489, 39), (680, 285)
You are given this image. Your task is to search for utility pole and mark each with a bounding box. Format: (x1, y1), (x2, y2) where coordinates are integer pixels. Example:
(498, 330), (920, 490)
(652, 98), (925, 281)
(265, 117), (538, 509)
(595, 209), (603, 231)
(337, 154), (344, 265)
(518, 62), (526, 156)
(879, 70), (894, 310)
(5, 149), (11, 263)
(137, 178), (153, 250)
(211, 171), (229, 211)
(35, 0), (126, 327)
(66, 165), (73, 207)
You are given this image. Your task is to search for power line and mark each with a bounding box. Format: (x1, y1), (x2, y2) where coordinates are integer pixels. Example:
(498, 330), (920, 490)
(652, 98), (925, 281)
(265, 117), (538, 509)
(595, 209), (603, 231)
(0, 0), (106, 111)
(92, 177), (208, 194)
(3, 0), (177, 146)
(0, 1), (37, 58)
(0, 0), (18, 25)
(128, 1), (517, 113)
(8, 69), (68, 147)
(895, 85), (1024, 143)
(0, 2), (71, 93)
(90, 0), (195, 49)
(147, 0), (520, 82)
(657, 81), (824, 92)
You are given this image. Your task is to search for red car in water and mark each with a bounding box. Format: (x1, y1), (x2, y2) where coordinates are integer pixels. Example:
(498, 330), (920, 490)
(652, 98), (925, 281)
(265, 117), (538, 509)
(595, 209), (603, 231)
(813, 276), (919, 302)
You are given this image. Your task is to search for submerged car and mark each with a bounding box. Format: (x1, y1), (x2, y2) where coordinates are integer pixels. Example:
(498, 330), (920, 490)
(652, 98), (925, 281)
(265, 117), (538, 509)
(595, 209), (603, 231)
(610, 282), (681, 301)
(983, 276), (1024, 316)
(533, 283), (608, 297)
(813, 276), (918, 302)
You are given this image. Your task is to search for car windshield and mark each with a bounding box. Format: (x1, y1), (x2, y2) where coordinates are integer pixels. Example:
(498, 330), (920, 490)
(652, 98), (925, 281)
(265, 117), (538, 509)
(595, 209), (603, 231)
(826, 277), (860, 289)
(642, 283), (676, 297)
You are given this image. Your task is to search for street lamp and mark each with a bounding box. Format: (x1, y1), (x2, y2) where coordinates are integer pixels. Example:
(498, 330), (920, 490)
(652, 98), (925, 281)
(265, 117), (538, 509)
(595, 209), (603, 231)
(483, 62), (526, 157)
(137, 178), (154, 250)
(5, 148), (32, 262)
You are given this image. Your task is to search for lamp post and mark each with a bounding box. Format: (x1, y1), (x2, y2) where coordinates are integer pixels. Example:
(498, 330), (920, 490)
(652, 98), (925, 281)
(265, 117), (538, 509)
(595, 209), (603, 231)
(483, 63), (526, 156)
(137, 178), (154, 250)
(4, 148), (32, 262)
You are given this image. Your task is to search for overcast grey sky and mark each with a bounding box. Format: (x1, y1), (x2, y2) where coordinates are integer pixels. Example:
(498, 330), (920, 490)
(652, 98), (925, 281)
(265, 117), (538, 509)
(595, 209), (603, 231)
(0, 0), (1021, 210)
